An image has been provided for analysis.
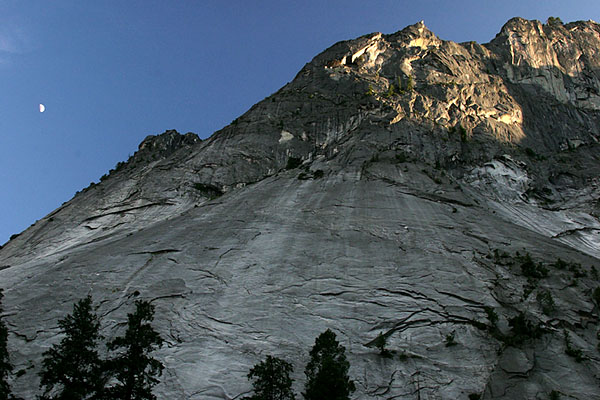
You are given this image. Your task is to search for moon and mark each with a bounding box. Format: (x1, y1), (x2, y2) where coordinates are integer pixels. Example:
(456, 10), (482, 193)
(39, 104), (45, 113)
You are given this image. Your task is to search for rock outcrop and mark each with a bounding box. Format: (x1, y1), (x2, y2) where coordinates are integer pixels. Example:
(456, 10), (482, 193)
(2, 18), (600, 399)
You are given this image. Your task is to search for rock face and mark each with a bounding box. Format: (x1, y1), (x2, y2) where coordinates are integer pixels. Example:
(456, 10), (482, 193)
(2, 18), (600, 399)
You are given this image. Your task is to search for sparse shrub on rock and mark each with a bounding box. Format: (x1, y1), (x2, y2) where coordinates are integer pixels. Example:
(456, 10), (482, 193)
(536, 290), (556, 315)
(484, 306), (499, 327)
(444, 331), (457, 347)
(564, 330), (585, 362)
(506, 312), (544, 345)
(593, 287), (600, 306)
(285, 157), (302, 170)
(193, 182), (223, 198)
(519, 253), (548, 279)
(373, 332), (391, 357)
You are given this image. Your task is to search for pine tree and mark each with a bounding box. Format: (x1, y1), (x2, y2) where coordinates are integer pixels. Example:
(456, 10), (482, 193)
(246, 355), (295, 400)
(39, 295), (104, 400)
(106, 300), (163, 400)
(0, 290), (12, 400)
(303, 329), (355, 400)
(373, 332), (391, 357)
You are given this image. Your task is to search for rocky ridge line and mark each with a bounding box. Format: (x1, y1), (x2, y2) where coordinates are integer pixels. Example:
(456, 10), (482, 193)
(1, 18), (600, 399)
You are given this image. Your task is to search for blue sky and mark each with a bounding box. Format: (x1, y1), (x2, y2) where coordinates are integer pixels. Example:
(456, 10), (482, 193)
(1, 0), (599, 244)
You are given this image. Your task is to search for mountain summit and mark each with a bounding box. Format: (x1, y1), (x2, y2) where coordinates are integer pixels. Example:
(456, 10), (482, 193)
(2, 18), (600, 399)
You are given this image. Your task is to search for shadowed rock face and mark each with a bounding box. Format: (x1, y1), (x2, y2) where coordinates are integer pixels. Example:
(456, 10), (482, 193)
(2, 18), (600, 399)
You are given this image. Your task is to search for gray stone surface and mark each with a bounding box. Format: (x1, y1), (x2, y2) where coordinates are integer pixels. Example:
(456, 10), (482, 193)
(2, 18), (600, 399)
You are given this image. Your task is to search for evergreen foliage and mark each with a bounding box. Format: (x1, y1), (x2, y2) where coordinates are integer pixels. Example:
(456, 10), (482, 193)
(386, 84), (396, 98)
(285, 157), (302, 170)
(536, 290), (556, 315)
(246, 355), (295, 400)
(406, 75), (414, 92)
(484, 306), (498, 327)
(106, 300), (164, 400)
(303, 329), (355, 400)
(0, 290), (12, 400)
(373, 332), (391, 357)
(448, 124), (468, 142)
(39, 296), (105, 400)
(507, 312), (543, 345)
(547, 17), (563, 25)
(444, 331), (457, 347)
(564, 330), (585, 362)
(519, 253), (548, 278)
(592, 287), (600, 306)
(458, 125), (468, 142)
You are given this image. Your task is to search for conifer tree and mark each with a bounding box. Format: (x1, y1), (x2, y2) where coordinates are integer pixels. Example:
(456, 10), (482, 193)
(246, 355), (295, 400)
(373, 332), (391, 357)
(0, 289), (12, 400)
(106, 300), (163, 400)
(303, 329), (355, 400)
(39, 295), (104, 400)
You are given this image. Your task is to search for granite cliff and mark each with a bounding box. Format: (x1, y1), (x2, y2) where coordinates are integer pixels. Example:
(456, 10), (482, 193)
(2, 17), (600, 399)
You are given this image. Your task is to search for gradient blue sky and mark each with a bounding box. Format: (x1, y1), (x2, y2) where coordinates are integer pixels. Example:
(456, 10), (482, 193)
(1, 1), (599, 244)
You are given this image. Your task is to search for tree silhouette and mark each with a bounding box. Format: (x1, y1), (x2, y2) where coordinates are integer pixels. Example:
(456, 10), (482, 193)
(246, 355), (295, 400)
(0, 290), (12, 400)
(106, 300), (163, 400)
(373, 332), (391, 357)
(303, 329), (355, 400)
(39, 296), (105, 400)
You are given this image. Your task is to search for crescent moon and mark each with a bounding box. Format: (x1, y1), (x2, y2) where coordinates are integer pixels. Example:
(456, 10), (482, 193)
(39, 104), (45, 113)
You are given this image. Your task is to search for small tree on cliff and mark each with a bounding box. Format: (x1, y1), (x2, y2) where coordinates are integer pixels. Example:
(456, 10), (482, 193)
(246, 355), (295, 400)
(303, 329), (355, 400)
(106, 300), (163, 400)
(39, 296), (105, 400)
